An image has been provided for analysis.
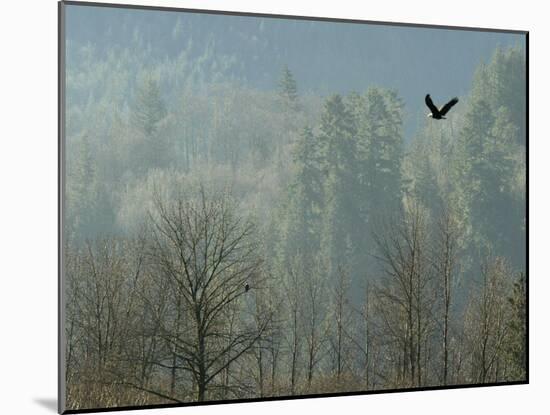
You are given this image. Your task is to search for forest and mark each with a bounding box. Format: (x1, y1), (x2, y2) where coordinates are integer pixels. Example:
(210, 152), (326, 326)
(63, 7), (526, 411)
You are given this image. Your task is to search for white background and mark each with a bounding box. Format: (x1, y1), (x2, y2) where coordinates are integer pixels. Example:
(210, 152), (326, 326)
(0, 0), (545, 413)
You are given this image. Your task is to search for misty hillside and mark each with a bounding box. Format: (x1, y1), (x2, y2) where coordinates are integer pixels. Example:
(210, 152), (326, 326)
(65, 5), (521, 137)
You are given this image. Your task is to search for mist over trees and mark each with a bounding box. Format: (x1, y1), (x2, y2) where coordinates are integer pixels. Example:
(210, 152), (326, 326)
(63, 8), (526, 410)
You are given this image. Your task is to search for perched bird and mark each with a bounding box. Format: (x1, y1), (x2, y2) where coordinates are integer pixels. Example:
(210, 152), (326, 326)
(425, 94), (459, 120)
(245, 283), (250, 293)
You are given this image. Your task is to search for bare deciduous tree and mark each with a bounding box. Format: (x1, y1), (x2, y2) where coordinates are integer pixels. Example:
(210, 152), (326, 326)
(464, 257), (511, 383)
(328, 264), (353, 382)
(373, 199), (435, 387)
(430, 206), (461, 385)
(303, 257), (328, 388)
(282, 256), (304, 394)
(146, 186), (269, 401)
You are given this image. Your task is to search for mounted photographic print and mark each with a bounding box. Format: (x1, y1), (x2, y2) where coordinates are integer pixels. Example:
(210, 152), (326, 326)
(58, 1), (528, 413)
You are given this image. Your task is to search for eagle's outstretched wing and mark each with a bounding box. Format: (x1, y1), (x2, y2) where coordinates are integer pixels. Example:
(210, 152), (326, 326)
(439, 97), (459, 116)
(425, 94), (439, 115)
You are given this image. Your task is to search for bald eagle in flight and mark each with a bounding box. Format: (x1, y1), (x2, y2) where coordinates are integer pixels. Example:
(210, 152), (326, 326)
(425, 94), (459, 120)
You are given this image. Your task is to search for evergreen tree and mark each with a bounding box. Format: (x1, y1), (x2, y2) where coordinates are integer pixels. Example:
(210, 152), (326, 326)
(275, 65), (301, 165)
(472, 46), (526, 144)
(452, 99), (522, 268)
(131, 75), (169, 171)
(318, 95), (360, 280)
(133, 75), (167, 136)
(356, 88), (404, 219)
(277, 126), (324, 264)
(352, 88), (405, 280)
(67, 135), (113, 240)
(408, 139), (441, 213)
(318, 94), (357, 172)
(450, 98), (494, 259)
(278, 65), (299, 109)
